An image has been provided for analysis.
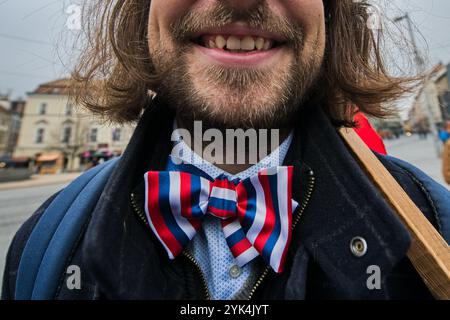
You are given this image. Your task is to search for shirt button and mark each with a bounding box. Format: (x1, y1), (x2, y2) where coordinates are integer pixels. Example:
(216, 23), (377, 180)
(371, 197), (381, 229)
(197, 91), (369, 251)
(229, 265), (242, 278)
(350, 237), (368, 257)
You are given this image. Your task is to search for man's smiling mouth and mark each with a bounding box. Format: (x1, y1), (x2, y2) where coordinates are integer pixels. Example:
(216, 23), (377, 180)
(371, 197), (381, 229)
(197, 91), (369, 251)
(189, 23), (288, 66)
(194, 34), (282, 53)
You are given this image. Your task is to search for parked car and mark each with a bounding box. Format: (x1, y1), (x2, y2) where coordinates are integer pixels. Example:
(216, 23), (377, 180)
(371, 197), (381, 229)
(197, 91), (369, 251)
(0, 157), (33, 182)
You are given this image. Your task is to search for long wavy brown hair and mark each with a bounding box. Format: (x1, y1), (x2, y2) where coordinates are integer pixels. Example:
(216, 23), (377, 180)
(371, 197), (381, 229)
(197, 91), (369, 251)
(71, 0), (419, 125)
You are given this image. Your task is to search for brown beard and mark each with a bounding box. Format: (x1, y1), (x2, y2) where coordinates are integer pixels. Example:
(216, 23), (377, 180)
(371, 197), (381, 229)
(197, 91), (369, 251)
(150, 2), (324, 130)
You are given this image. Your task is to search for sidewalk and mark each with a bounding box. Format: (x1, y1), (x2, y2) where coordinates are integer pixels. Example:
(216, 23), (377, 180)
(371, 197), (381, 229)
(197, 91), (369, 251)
(384, 135), (449, 190)
(0, 172), (81, 191)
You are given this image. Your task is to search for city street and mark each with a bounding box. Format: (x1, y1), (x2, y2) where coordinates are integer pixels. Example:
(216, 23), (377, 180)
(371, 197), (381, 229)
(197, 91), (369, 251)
(0, 134), (448, 292)
(0, 183), (67, 290)
(384, 134), (449, 190)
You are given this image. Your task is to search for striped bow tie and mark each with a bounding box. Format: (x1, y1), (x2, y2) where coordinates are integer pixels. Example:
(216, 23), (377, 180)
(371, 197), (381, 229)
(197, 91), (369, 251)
(143, 164), (299, 273)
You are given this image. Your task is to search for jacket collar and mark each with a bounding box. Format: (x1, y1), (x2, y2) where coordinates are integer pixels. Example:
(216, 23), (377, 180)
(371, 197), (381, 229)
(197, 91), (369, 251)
(282, 107), (411, 298)
(82, 98), (181, 299)
(83, 100), (411, 299)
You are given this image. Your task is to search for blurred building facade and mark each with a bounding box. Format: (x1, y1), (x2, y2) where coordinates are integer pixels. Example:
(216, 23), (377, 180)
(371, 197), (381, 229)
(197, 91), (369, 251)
(0, 103), (11, 156)
(409, 63), (450, 132)
(435, 63), (450, 121)
(5, 99), (26, 157)
(14, 80), (136, 172)
(0, 94), (26, 157)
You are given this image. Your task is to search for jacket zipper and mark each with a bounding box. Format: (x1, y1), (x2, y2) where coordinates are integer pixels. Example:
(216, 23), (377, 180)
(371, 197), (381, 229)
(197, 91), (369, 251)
(130, 168), (315, 301)
(131, 192), (150, 226)
(130, 193), (211, 299)
(181, 250), (211, 299)
(247, 169), (316, 300)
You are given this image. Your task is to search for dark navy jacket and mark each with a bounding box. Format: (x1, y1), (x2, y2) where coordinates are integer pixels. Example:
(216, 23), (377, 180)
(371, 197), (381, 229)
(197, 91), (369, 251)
(2, 102), (450, 300)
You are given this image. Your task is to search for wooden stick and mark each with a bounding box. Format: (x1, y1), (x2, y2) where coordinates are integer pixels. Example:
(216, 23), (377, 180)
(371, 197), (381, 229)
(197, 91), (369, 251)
(339, 127), (450, 300)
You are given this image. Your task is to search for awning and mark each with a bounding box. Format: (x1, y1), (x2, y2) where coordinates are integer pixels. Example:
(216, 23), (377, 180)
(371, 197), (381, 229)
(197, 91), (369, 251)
(36, 153), (61, 162)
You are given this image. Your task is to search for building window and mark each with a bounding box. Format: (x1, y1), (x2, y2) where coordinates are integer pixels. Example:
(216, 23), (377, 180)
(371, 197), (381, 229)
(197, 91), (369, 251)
(89, 128), (98, 143)
(39, 103), (47, 115)
(112, 128), (122, 142)
(36, 128), (45, 144)
(65, 103), (72, 116)
(62, 126), (72, 144)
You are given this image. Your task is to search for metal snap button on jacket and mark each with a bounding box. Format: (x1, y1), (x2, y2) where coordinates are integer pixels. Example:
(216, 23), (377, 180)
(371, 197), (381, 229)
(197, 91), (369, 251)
(229, 265), (242, 278)
(350, 237), (368, 257)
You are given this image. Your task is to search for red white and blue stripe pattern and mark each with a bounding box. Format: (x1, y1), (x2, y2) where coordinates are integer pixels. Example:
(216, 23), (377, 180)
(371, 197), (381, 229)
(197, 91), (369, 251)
(143, 165), (298, 273)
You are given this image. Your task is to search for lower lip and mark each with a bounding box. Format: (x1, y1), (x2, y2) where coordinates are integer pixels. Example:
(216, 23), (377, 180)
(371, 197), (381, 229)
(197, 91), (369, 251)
(193, 43), (283, 68)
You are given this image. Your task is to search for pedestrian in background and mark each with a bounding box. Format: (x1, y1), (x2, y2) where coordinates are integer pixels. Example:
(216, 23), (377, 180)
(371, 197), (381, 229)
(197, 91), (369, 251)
(441, 122), (450, 184)
(439, 129), (449, 144)
(443, 138), (450, 185)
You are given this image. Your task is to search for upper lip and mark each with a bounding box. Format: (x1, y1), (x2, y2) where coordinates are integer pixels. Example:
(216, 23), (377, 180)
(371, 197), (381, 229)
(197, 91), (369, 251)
(190, 22), (287, 42)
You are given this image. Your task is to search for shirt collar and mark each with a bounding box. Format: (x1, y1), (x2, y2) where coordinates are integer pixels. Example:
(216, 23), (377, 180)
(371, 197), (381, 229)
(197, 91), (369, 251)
(170, 121), (294, 180)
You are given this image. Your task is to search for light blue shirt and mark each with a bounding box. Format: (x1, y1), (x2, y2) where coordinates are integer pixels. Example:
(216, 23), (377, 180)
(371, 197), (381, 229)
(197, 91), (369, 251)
(170, 126), (293, 300)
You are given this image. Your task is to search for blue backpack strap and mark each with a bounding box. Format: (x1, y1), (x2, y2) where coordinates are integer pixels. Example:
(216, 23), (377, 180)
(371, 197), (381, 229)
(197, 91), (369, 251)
(386, 155), (450, 244)
(15, 158), (119, 300)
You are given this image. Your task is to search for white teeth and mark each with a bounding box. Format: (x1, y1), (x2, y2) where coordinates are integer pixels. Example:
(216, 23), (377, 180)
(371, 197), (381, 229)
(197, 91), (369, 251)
(255, 37), (265, 50)
(226, 36), (241, 50)
(207, 35), (275, 51)
(263, 39), (272, 50)
(215, 35), (226, 49)
(240, 36), (255, 51)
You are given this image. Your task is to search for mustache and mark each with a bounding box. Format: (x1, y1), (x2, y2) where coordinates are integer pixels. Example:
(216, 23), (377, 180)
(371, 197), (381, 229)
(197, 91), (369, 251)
(170, 2), (304, 49)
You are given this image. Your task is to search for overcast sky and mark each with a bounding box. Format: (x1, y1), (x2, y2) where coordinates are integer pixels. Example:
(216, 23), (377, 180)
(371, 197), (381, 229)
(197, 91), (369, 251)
(1, 0), (450, 104)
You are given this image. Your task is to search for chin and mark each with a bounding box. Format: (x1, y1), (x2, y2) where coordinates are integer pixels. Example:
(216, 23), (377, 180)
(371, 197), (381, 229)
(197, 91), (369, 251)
(156, 45), (318, 130)
(178, 86), (295, 130)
